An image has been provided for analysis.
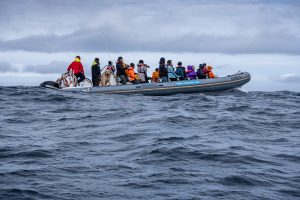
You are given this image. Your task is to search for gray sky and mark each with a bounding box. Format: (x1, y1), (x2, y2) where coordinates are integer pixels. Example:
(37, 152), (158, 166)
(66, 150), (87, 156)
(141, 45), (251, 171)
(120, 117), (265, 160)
(0, 0), (300, 90)
(1, 0), (300, 53)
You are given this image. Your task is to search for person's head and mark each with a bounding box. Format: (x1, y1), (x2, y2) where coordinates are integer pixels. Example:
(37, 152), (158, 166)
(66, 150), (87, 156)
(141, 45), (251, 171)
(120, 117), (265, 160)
(159, 57), (165, 64)
(155, 68), (159, 72)
(203, 63), (206, 67)
(167, 60), (172, 65)
(207, 66), (213, 71)
(130, 63), (135, 68)
(187, 65), (193, 70)
(138, 60), (144, 64)
(118, 56), (123, 62)
(108, 61), (112, 65)
(199, 64), (203, 69)
(178, 61), (182, 66)
(94, 58), (99, 63)
(75, 56), (81, 60)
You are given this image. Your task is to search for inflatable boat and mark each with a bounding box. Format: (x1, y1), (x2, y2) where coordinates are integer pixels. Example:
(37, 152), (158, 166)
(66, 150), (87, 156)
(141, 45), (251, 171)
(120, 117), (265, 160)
(40, 72), (250, 95)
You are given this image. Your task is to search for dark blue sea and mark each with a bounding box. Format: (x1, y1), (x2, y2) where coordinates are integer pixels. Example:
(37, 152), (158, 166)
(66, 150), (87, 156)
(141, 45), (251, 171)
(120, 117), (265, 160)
(0, 86), (299, 200)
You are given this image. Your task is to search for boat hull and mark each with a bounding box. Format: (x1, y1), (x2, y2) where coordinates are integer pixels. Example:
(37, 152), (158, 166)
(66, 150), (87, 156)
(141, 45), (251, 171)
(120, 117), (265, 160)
(66, 72), (250, 95)
(42, 72), (251, 95)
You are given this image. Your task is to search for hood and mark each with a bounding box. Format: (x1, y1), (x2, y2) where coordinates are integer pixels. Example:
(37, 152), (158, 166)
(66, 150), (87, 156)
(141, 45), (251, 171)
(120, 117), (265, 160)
(187, 65), (194, 71)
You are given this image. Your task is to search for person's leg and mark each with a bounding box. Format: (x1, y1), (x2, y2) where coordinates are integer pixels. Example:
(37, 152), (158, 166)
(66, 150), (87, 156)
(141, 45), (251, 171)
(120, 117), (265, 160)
(145, 73), (149, 83)
(95, 79), (100, 86)
(92, 78), (100, 86)
(130, 80), (140, 84)
(161, 77), (168, 82)
(75, 74), (80, 85)
(120, 75), (127, 85)
(76, 73), (85, 84)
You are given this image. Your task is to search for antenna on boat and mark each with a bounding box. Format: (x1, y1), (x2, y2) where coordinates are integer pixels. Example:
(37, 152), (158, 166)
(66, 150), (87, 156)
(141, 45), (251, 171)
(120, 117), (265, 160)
(101, 32), (111, 62)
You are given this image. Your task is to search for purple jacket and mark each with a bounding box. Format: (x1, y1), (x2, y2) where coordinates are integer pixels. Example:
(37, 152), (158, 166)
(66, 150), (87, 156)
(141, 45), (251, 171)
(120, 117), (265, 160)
(186, 65), (197, 80)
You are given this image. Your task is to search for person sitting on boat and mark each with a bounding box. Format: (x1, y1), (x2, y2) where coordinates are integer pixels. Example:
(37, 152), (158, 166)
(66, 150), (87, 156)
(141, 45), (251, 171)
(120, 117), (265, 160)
(207, 66), (216, 78)
(186, 65), (197, 80)
(91, 58), (101, 86)
(137, 60), (150, 83)
(166, 60), (177, 81)
(106, 61), (115, 74)
(101, 61), (116, 86)
(197, 64), (206, 79)
(202, 63), (208, 77)
(127, 63), (140, 84)
(175, 61), (186, 81)
(116, 56), (128, 85)
(67, 56), (85, 86)
(159, 57), (168, 82)
(152, 68), (160, 82)
(56, 74), (68, 88)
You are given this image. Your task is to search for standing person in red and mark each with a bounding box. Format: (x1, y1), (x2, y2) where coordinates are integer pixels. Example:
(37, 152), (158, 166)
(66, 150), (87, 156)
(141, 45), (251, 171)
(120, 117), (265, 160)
(67, 56), (85, 86)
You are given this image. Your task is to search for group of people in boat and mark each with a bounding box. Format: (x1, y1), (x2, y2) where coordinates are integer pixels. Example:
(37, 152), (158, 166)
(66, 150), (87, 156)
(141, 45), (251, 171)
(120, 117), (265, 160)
(65, 55), (216, 87)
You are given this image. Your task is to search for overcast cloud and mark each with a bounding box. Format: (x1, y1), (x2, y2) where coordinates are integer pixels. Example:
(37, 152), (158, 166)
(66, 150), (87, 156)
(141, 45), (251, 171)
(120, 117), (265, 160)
(0, 62), (15, 72)
(1, 0), (300, 53)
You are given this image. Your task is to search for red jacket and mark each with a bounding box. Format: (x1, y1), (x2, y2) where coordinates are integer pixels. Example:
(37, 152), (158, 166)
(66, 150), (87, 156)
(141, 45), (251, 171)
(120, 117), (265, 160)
(67, 61), (84, 74)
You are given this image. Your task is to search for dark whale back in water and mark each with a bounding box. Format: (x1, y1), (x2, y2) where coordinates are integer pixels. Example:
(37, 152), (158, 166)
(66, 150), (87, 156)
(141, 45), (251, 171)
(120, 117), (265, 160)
(39, 81), (59, 89)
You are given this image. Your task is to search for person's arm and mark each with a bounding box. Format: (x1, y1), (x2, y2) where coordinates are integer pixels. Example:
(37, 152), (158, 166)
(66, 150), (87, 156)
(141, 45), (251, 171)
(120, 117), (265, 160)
(80, 63), (84, 74)
(97, 66), (101, 76)
(164, 66), (168, 74)
(116, 63), (120, 71)
(67, 63), (72, 71)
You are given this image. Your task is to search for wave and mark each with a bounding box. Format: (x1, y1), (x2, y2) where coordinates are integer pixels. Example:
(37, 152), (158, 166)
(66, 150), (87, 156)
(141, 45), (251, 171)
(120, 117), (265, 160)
(0, 86), (299, 199)
(220, 175), (272, 187)
(0, 148), (53, 159)
(0, 188), (52, 200)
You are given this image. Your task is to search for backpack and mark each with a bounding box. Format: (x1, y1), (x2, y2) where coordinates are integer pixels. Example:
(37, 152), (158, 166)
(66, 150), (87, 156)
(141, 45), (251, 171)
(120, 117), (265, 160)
(138, 65), (146, 73)
(175, 67), (185, 78)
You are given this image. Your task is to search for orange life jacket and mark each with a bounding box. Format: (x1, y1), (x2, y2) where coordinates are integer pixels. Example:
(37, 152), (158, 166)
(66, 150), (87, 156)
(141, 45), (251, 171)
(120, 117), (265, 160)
(127, 67), (136, 81)
(152, 71), (159, 80)
(207, 71), (215, 78)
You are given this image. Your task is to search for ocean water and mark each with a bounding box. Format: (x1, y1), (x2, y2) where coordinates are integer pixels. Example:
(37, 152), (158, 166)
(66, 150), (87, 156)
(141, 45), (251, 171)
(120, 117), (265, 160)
(0, 86), (299, 200)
